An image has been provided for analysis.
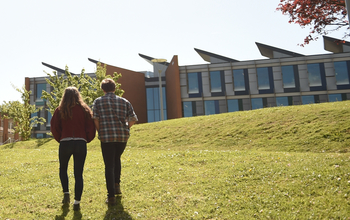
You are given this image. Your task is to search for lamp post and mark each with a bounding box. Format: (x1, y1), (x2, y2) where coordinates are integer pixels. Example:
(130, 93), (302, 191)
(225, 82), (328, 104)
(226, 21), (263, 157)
(151, 58), (167, 121)
(346, 0), (350, 27)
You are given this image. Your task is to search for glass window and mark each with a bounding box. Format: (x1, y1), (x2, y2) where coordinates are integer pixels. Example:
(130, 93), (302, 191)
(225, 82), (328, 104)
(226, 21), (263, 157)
(146, 87), (167, 122)
(281, 65), (296, 88)
(183, 101), (193, 117)
(227, 99), (239, 112)
(147, 110), (155, 122)
(233, 69), (245, 91)
(251, 98), (263, 110)
(161, 87), (167, 120)
(36, 133), (44, 139)
(154, 110), (160, 122)
(205, 100), (216, 115)
(36, 83), (46, 100)
(46, 111), (52, 127)
(188, 72), (200, 94)
(276, 97), (289, 107)
(329, 94), (342, 102)
(307, 64), (322, 87)
(30, 112), (38, 127)
(302, 95), (315, 104)
(210, 71), (222, 93)
(146, 88), (154, 110)
(334, 61), (350, 85)
(153, 89), (160, 109)
(257, 67), (270, 90)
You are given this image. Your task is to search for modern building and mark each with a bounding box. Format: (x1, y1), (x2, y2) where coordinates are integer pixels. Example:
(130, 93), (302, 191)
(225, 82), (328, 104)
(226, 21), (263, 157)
(25, 36), (350, 138)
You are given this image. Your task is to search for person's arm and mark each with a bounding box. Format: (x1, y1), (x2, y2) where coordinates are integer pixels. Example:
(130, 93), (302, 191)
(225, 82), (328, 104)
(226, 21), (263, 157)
(86, 116), (96, 143)
(126, 101), (138, 129)
(128, 120), (135, 128)
(50, 108), (62, 143)
(92, 99), (99, 132)
(94, 118), (99, 132)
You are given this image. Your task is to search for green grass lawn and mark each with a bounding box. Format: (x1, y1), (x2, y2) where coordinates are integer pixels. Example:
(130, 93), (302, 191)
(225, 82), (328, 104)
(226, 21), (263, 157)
(1, 101), (350, 219)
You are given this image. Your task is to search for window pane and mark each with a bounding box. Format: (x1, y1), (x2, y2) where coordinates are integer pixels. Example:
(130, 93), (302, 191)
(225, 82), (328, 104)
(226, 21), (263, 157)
(281, 65), (296, 88)
(146, 88), (154, 110)
(307, 64), (322, 87)
(162, 87), (167, 111)
(233, 69), (245, 91)
(205, 100), (215, 115)
(329, 94), (342, 102)
(147, 110), (155, 122)
(257, 68), (270, 90)
(251, 98), (263, 110)
(163, 110), (167, 120)
(36, 133), (44, 139)
(36, 83), (46, 100)
(183, 101), (193, 117)
(302, 95), (315, 104)
(146, 87), (167, 122)
(153, 88), (160, 109)
(154, 110), (160, 122)
(210, 71), (222, 93)
(31, 112), (38, 127)
(227, 99), (239, 112)
(47, 111), (52, 126)
(188, 73), (199, 94)
(276, 97), (289, 106)
(334, 61), (349, 85)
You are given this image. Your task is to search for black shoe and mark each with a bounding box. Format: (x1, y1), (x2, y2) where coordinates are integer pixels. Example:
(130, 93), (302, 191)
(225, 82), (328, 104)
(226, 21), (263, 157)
(62, 194), (70, 204)
(73, 203), (80, 211)
(115, 183), (122, 195)
(105, 197), (116, 206)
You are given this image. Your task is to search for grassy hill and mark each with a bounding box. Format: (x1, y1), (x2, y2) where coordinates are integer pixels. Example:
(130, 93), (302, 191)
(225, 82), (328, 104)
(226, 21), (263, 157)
(1, 101), (349, 219)
(5, 100), (350, 153)
(128, 100), (350, 153)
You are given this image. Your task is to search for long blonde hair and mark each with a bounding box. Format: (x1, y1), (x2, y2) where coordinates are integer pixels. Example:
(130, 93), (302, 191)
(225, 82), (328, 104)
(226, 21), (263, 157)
(58, 87), (92, 119)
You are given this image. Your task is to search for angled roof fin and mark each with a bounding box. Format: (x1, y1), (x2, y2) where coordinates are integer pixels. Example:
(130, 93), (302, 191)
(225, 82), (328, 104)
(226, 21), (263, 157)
(139, 53), (169, 66)
(41, 62), (75, 75)
(323, 36), (350, 53)
(194, 48), (239, 63)
(255, 42), (304, 58)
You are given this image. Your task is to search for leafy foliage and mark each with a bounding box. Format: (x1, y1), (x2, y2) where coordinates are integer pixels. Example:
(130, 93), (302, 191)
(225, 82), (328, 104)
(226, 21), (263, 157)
(41, 62), (124, 115)
(277, 0), (349, 45)
(0, 85), (45, 141)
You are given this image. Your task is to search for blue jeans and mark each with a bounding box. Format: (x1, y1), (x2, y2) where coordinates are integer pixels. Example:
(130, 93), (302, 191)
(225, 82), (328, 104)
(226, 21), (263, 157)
(59, 140), (87, 201)
(101, 142), (126, 198)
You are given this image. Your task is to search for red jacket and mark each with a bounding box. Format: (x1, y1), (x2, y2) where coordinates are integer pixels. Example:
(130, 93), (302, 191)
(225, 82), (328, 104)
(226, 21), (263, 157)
(51, 105), (96, 143)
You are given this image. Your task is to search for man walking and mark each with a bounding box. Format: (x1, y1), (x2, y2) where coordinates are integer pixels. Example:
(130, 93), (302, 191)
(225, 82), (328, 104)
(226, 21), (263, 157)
(93, 78), (138, 205)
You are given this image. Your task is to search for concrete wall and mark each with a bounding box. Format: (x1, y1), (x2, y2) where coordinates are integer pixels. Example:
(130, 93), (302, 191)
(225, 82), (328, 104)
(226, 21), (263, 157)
(165, 55), (182, 120)
(104, 65), (148, 124)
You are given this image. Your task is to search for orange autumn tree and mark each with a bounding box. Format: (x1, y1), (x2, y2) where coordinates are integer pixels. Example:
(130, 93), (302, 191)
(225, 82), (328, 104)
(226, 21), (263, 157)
(277, 0), (349, 46)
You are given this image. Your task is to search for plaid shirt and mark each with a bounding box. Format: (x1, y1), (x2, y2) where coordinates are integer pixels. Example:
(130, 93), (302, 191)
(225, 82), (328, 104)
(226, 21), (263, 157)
(93, 92), (138, 143)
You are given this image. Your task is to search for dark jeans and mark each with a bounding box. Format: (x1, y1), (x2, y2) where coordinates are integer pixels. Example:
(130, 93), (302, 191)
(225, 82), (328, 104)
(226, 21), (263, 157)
(59, 140), (87, 201)
(101, 142), (126, 198)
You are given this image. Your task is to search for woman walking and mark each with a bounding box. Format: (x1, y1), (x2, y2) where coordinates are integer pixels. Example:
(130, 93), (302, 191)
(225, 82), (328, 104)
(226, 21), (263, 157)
(51, 86), (96, 211)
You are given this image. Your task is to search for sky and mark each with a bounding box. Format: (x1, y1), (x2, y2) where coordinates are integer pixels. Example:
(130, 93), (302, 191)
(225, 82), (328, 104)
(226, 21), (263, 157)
(0, 0), (348, 103)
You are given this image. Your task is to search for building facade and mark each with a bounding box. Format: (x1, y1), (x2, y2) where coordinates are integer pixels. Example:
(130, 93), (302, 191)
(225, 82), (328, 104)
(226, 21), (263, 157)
(25, 36), (350, 138)
(0, 114), (19, 145)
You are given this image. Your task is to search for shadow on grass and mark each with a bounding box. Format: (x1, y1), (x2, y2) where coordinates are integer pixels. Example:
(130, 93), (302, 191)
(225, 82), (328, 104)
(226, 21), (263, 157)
(104, 196), (132, 220)
(54, 204), (82, 220)
(36, 138), (52, 148)
(2, 143), (15, 149)
(55, 204), (70, 220)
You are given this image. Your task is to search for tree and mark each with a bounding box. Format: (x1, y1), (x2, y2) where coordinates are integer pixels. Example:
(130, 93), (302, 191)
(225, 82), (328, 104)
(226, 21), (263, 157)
(277, 0), (349, 46)
(0, 85), (45, 141)
(41, 62), (124, 116)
